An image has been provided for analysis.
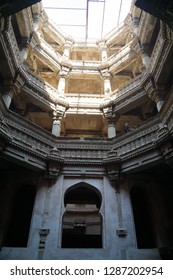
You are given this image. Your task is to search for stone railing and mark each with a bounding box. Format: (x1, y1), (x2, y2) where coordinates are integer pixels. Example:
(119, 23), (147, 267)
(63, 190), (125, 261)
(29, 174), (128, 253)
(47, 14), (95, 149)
(38, 36), (63, 65)
(70, 60), (100, 70)
(65, 93), (104, 109)
(101, 73), (149, 113)
(1, 16), (21, 74)
(112, 117), (160, 160)
(33, 44), (62, 72)
(149, 25), (170, 78)
(20, 67), (69, 108)
(0, 95), (165, 172)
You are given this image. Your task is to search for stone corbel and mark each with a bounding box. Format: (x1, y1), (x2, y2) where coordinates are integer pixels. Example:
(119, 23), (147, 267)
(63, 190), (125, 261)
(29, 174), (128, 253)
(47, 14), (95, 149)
(39, 228), (49, 250)
(103, 148), (122, 188)
(159, 140), (173, 168)
(1, 80), (15, 109)
(146, 79), (165, 112)
(153, 124), (173, 167)
(140, 44), (151, 68)
(97, 40), (108, 61)
(116, 229), (128, 238)
(19, 37), (31, 61)
(63, 39), (74, 59)
(1, 73), (25, 108)
(46, 147), (64, 180)
(103, 105), (119, 138)
(0, 117), (13, 150)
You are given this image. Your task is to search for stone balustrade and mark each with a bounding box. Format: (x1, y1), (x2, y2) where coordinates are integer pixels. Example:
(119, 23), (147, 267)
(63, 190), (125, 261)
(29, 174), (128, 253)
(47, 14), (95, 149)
(0, 94), (166, 173)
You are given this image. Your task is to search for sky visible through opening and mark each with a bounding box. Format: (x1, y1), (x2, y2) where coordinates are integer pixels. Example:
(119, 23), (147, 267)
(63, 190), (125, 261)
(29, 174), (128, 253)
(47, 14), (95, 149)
(42, 0), (132, 41)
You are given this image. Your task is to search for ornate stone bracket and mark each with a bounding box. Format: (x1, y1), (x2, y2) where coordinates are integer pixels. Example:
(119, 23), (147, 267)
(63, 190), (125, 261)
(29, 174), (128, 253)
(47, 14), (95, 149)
(116, 229), (128, 238)
(103, 148), (122, 189)
(38, 228), (49, 250)
(103, 106), (119, 138)
(154, 124), (173, 167)
(0, 117), (13, 150)
(46, 147), (64, 180)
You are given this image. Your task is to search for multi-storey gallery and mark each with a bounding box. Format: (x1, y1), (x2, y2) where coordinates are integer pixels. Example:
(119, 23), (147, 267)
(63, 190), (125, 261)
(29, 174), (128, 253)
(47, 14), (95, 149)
(0, 0), (173, 260)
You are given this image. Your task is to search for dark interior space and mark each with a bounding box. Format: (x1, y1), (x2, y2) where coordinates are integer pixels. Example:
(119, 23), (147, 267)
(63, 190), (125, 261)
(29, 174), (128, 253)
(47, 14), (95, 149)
(4, 185), (36, 247)
(130, 187), (155, 249)
(62, 184), (102, 249)
(62, 229), (102, 248)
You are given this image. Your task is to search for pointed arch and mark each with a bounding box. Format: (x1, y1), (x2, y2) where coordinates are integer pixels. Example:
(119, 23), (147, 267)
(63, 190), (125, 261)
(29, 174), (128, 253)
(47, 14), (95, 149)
(62, 182), (102, 248)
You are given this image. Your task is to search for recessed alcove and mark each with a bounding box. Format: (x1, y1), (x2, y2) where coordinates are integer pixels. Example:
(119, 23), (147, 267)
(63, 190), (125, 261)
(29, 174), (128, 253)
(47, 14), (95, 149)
(4, 185), (36, 247)
(130, 187), (155, 249)
(61, 183), (102, 248)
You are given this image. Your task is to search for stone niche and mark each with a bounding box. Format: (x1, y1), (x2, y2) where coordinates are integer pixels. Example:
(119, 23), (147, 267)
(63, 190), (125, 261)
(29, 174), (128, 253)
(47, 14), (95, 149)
(61, 184), (102, 248)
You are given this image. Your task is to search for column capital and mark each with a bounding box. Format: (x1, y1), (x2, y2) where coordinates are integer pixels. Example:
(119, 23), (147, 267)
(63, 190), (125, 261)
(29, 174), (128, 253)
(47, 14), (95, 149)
(103, 106), (119, 121)
(100, 69), (111, 79)
(145, 78), (165, 111)
(132, 16), (140, 36)
(59, 66), (70, 77)
(63, 39), (74, 49)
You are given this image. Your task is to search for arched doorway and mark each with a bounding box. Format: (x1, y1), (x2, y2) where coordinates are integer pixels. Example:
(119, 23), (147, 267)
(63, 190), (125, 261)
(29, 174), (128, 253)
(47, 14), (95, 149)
(4, 184), (36, 247)
(61, 182), (102, 248)
(130, 186), (155, 249)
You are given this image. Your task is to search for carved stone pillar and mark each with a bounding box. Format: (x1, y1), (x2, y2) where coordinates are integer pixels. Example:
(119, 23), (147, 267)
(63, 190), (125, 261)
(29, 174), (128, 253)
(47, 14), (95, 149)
(103, 148), (122, 188)
(98, 41), (108, 61)
(63, 39), (73, 59)
(132, 17), (140, 36)
(1, 81), (14, 108)
(57, 67), (69, 95)
(147, 81), (165, 112)
(46, 147), (64, 179)
(19, 37), (30, 61)
(101, 70), (112, 96)
(57, 76), (66, 95)
(141, 45), (151, 68)
(33, 13), (40, 31)
(20, 47), (28, 61)
(2, 92), (13, 109)
(51, 103), (66, 136)
(107, 117), (117, 138)
(52, 115), (62, 137)
(103, 105), (119, 138)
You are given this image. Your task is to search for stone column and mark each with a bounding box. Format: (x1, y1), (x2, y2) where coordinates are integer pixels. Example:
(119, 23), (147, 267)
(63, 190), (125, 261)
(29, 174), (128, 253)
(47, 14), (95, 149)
(141, 45), (151, 68)
(19, 37), (30, 62)
(33, 13), (40, 31)
(63, 40), (73, 59)
(98, 41), (108, 61)
(148, 84), (165, 112)
(57, 67), (69, 95)
(155, 97), (164, 112)
(52, 115), (61, 137)
(101, 70), (112, 96)
(20, 47), (28, 61)
(104, 76), (112, 95)
(107, 117), (116, 138)
(57, 76), (66, 95)
(2, 92), (13, 109)
(2, 81), (14, 109)
(132, 17), (139, 37)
